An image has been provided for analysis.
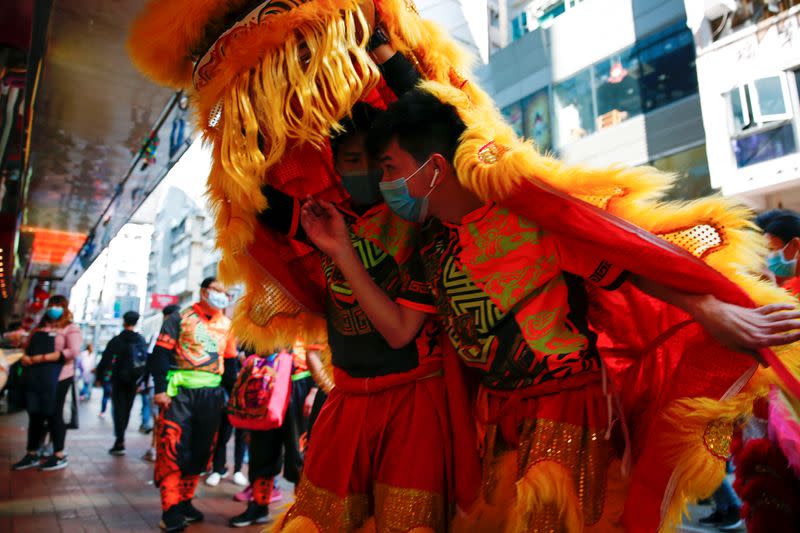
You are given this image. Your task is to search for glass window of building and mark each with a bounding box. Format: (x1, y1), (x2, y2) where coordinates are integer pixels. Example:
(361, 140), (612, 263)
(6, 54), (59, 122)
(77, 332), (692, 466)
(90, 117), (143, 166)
(554, 68), (595, 147)
(502, 101), (525, 137)
(522, 89), (552, 152)
(650, 145), (714, 200)
(751, 75), (792, 122)
(593, 47), (642, 130)
(490, 7), (500, 28)
(732, 124), (796, 168)
(726, 72), (796, 168)
(638, 28), (697, 112)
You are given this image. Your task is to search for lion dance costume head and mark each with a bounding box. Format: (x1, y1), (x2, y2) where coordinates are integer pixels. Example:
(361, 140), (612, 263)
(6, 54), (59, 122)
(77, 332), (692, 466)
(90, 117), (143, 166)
(129, 0), (483, 354)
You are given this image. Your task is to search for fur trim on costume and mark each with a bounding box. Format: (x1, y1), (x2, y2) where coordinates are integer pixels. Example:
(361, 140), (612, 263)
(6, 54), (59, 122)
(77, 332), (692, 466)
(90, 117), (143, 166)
(128, 0), (256, 88)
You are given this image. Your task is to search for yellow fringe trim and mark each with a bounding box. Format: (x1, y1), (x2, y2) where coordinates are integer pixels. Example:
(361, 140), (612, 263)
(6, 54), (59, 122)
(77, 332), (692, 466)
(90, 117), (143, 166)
(652, 397), (752, 532)
(508, 461), (583, 533)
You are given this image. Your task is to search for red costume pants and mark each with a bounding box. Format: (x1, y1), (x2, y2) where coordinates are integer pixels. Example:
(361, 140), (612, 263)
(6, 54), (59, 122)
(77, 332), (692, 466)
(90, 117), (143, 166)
(279, 366), (450, 533)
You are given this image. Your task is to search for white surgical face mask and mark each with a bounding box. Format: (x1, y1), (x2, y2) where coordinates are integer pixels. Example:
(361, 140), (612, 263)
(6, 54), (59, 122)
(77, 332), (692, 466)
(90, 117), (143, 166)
(206, 289), (229, 310)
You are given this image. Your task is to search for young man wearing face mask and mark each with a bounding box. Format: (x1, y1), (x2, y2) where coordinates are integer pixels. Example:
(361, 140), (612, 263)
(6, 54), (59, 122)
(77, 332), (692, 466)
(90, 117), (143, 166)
(759, 210), (800, 294)
(148, 277), (239, 532)
(260, 41), (479, 533)
(301, 88), (800, 531)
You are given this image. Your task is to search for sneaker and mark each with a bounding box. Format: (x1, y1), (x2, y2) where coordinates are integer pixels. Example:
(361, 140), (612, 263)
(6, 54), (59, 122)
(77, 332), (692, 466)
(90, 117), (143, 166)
(143, 448), (157, 462)
(232, 471), (248, 487)
(205, 471), (226, 487)
(39, 455), (68, 472)
(229, 502), (270, 528)
(11, 453), (40, 471)
(139, 424), (154, 434)
(719, 520), (745, 531)
(718, 509), (745, 531)
(160, 504), (187, 532)
(109, 442), (126, 456)
(179, 500), (204, 523)
(270, 486), (282, 504)
(233, 485), (252, 502)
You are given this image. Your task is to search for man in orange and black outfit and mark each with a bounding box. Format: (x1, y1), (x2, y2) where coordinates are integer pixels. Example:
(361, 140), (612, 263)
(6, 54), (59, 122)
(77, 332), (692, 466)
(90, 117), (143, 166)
(149, 277), (238, 532)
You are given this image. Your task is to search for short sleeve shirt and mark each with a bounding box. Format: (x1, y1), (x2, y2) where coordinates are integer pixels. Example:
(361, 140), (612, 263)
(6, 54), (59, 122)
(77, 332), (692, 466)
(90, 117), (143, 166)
(420, 205), (625, 390)
(155, 303), (237, 375)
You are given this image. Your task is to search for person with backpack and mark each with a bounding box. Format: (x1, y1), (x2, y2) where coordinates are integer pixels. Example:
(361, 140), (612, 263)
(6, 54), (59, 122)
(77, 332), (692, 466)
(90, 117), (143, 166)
(96, 310), (148, 456)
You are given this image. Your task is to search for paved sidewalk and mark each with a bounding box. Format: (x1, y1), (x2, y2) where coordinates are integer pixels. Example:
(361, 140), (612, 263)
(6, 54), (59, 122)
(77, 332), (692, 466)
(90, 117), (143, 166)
(0, 390), (287, 532)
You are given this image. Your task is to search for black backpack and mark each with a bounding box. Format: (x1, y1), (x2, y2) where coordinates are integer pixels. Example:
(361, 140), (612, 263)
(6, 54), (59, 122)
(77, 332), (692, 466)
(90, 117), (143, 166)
(130, 339), (148, 375)
(116, 335), (148, 383)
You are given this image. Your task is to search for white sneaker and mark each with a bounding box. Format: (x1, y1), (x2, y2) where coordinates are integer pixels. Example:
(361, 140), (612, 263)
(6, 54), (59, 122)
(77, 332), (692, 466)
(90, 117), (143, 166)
(205, 472), (222, 487)
(233, 471), (248, 487)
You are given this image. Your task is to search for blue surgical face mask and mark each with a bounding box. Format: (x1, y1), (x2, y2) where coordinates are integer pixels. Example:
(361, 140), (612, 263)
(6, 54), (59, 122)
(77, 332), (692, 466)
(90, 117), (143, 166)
(767, 245), (798, 278)
(379, 158), (438, 223)
(46, 307), (64, 320)
(341, 169), (382, 207)
(206, 289), (230, 310)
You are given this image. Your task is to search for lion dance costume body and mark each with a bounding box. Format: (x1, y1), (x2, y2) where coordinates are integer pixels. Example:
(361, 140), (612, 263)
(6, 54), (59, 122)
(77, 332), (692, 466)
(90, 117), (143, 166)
(129, 1), (800, 531)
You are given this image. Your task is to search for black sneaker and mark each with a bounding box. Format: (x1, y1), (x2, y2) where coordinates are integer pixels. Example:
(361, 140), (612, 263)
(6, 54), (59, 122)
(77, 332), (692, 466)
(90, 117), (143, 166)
(109, 442), (126, 456)
(160, 505), (187, 532)
(180, 500), (204, 523)
(718, 509), (745, 531)
(229, 502), (270, 528)
(39, 455), (68, 471)
(698, 510), (725, 524)
(11, 453), (40, 471)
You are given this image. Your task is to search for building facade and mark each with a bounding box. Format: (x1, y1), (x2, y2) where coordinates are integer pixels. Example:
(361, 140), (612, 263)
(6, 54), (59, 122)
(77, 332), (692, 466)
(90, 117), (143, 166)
(142, 185), (223, 340)
(478, 0), (712, 199)
(70, 222), (153, 350)
(690, 0), (800, 210)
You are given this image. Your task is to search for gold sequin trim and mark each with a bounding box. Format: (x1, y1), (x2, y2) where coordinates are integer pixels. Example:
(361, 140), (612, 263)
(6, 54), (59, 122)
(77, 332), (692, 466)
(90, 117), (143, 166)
(703, 419), (732, 461)
(659, 224), (724, 259)
(374, 483), (445, 533)
(478, 141), (510, 165)
(573, 187), (627, 210)
(516, 418), (613, 525)
(283, 477), (369, 533)
(248, 280), (302, 327)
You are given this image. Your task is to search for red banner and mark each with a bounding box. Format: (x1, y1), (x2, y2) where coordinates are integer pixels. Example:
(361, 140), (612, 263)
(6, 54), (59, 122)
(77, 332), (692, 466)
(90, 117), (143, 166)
(150, 293), (178, 310)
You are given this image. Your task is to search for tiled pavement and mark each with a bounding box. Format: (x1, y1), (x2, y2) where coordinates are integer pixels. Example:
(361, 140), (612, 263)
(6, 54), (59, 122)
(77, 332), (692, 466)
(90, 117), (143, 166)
(0, 389), (733, 532)
(0, 391), (288, 532)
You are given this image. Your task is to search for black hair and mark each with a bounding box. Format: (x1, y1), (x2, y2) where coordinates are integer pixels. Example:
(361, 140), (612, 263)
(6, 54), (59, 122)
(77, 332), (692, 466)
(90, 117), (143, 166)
(330, 102), (380, 159)
(367, 88), (467, 165)
(764, 212), (800, 245)
(755, 209), (792, 232)
(162, 304), (179, 317)
(123, 311), (140, 327)
(201, 277), (217, 289)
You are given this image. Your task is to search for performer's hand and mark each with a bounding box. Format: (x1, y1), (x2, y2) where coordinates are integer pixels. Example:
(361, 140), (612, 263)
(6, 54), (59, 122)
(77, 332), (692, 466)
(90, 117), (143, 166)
(691, 298), (800, 356)
(303, 387), (318, 418)
(21, 355), (33, 367)
(153, 392), (172, 410)
(300, 200), (352, 261)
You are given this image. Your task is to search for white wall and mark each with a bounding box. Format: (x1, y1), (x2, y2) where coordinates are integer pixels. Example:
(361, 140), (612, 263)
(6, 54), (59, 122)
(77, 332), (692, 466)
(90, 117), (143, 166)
(695, 6), (800, 205)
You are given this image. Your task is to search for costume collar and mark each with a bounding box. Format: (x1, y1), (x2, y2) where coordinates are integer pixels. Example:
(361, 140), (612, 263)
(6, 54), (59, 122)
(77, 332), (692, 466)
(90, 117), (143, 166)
(193, 301), (223, 321)
(442, 202), (495, 229)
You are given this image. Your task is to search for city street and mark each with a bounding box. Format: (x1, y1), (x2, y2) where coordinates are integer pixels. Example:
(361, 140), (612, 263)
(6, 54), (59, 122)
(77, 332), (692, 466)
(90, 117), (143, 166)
(0, 393), (288, 532)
